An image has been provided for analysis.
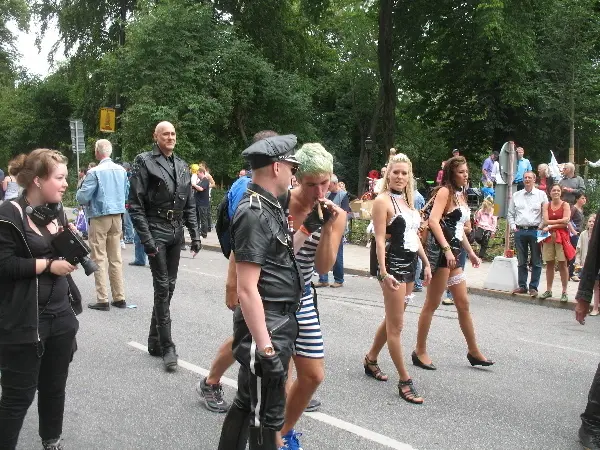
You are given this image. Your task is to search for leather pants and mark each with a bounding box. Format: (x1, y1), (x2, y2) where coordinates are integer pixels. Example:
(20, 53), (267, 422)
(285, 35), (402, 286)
(147, 221), (184, 350)
(582, 363), (600, 432)
(218, 307), (298, 450)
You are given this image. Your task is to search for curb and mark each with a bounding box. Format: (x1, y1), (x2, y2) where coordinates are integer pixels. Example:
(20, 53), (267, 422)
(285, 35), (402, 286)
(196, 242), (578, 311)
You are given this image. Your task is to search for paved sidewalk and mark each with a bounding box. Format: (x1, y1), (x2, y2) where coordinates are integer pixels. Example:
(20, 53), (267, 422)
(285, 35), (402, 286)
(194, 231), (582, 310)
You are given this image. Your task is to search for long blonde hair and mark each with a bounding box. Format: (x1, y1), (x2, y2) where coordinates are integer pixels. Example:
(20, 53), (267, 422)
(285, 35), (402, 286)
(381, 153), (415, 209)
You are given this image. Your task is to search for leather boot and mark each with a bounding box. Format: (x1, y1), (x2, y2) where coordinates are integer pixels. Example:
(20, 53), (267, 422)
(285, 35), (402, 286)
(248, 426), (278, 450)
(147, 313), (161, 357)
(581, 363), (600, 449)
(217, 401), (250, 450)
(156, 322), (177, 372)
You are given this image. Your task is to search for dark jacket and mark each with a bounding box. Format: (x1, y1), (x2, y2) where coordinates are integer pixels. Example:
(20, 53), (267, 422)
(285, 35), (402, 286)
(128, 144), (200, 245)
(576, 207), (600, 303)
(231, 183), (303, 303)
(0, 200), (82, 344)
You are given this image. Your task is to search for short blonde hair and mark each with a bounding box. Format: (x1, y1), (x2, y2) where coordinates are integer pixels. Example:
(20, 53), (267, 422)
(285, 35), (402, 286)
(295, 143), (333, 180)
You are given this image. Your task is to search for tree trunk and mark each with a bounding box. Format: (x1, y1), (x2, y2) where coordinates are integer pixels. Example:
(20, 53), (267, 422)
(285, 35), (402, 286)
(378, 0), (396, 153)
(357, 87), (384, 196)
(569, 92), (575, 163)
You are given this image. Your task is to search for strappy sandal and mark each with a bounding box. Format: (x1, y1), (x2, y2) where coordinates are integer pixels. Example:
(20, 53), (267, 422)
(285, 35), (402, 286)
(363, 355), (388, 381)
(398, 379), (424, 404)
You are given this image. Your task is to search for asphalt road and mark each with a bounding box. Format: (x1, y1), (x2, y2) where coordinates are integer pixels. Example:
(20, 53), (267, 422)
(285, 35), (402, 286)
(14, 245), (600, 450)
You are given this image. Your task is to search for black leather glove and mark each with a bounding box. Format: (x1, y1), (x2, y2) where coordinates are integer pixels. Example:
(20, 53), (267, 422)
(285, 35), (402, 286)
(190, 239), (202, 253)
(143, 240), (158, 256)
(302, 202), (333, 234)
(256, 351), (286, 389)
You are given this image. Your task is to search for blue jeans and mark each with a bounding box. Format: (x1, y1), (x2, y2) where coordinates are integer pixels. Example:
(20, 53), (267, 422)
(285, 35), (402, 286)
(133, 231), (147, 265)
(319, 237), (344, 284)
(446, 249), (467, 300)
(123, 210), (135, 243)
(514, 229), (542, 290)
(414, 256), (423, 289)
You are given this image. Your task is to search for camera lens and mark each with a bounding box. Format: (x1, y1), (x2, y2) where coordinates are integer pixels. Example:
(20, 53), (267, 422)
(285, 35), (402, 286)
(81, 256), (99, 276)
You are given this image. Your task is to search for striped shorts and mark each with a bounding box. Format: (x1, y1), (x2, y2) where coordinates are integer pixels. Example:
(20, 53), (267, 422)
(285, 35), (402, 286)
(294, 284), (324, 359)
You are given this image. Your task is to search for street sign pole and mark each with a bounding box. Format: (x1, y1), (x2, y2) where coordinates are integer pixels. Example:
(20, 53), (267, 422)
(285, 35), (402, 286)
(75, 123), (80, 175)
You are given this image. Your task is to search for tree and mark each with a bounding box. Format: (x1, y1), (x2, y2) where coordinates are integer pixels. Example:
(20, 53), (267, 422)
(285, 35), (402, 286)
(0, 0), (29, 86)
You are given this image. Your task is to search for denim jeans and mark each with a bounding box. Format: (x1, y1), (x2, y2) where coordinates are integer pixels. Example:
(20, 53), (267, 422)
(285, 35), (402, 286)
(122, 210), (135, 243)
(446, 249), (467, 300)
(414, 256), (423, 289)
(133, 231), (147, 265)
(569, 235), (579, 277)
(319, 237), (344, 284)
(514, 229), (542, 290)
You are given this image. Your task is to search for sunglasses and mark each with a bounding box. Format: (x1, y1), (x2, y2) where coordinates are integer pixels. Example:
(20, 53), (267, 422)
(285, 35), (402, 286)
(278, 161), (298, 175)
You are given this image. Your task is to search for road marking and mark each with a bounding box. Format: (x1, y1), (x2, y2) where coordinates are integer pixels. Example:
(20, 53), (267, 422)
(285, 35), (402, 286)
(179, 267), (220, 278)
(127, 341), (417, 450)
(518, 338), (600, 357)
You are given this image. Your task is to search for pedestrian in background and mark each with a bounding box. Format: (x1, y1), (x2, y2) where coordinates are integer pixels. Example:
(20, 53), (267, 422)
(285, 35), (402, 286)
(473, 197), (497, 259)
(540, 184), (574, 302)
(192, 165), (210, 238)
(481, 151), (498, 183)
(200, 161), (216, 232)
(559, 162), (585, 206)
(120, 162), (135, 245)
(2, 161), (20, 201)
(0, 149), (81, 450)
(76, 139), (129, 311)
(413, 185), (425, 292)
(574, 215), (598, 316)
(316, 174), (351, 288)
(537, 163), (552, 198)
(508, 171), (547, 297)
(514, 147), (532, 191)
(569, 193), (586, 281)
(481, 180), (495, 199)
(0, 166), (5, 203)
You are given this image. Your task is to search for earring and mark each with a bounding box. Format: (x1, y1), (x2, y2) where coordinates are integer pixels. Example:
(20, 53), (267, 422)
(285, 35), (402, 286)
(36, 184), (41, 189)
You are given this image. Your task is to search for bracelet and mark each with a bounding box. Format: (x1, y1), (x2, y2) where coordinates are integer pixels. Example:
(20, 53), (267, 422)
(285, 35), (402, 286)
(44, 259), (54, 273)
(377, 273), (390, 282)
(441, 245), (451, 252)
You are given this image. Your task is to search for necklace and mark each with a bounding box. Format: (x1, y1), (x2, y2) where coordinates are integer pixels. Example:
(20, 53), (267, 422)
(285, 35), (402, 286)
(390, 188), (404, 198)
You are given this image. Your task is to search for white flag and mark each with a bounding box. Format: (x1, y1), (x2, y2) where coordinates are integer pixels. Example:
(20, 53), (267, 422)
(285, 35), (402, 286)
(549, 151), (561, 181)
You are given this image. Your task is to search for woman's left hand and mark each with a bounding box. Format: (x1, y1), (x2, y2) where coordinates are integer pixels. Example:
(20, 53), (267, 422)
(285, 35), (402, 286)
(422, 265), (432, 286)
(469, 252), (481, 268)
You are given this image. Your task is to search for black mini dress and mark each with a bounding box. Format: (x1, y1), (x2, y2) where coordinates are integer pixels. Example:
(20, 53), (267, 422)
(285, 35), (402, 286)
(381, 195), (421, 283)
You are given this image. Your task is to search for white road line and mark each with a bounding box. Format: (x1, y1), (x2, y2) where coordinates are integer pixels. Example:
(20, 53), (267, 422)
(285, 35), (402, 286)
(518, 338), (600, 357)
(179, 267), (220, 278)
(127, 341), (417, 450)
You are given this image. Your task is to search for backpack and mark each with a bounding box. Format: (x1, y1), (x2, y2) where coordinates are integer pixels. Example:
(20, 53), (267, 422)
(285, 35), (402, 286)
(216, 176), (252, 259)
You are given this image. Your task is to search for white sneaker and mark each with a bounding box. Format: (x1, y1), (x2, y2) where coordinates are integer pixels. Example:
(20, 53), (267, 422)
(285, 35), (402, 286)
(120, 240), (126, 249)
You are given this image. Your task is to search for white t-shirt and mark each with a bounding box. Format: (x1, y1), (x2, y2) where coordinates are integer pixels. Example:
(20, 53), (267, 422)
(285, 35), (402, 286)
(492, 160), (505, 184)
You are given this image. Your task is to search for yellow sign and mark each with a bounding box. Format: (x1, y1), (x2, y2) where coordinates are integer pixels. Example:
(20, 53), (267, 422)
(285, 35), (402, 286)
(99, 108), (116, 133)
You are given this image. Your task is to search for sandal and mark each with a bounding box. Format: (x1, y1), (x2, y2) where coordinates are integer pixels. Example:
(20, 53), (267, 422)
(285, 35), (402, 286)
(398, 379), (423, 404)
(364, 355), (388, 381)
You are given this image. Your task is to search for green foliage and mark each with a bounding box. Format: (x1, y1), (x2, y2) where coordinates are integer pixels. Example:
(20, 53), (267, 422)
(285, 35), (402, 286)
(102, 1), (316, 179)
(0, 0), (29, 85)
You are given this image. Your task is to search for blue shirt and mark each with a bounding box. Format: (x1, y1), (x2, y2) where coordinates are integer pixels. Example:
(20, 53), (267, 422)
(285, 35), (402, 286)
(227, 176), (252, 218)
(514, 157), (532, 183)
(481, 186), (495, 199)
(414, 190), (425, 210)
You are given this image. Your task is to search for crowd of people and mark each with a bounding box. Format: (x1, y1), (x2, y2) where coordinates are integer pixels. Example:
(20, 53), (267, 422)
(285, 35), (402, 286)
(0, 132), (600, 450)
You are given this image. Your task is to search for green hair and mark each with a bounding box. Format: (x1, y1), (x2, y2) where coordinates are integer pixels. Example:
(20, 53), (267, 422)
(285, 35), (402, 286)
(295, 143), (333, 179)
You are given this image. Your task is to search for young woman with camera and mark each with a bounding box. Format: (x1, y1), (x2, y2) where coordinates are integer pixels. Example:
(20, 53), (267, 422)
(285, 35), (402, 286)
(0, 149), (81, 450)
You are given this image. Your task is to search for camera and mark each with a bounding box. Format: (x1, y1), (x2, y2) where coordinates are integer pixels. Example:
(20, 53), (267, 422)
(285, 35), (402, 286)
(51, 228), (99, 276)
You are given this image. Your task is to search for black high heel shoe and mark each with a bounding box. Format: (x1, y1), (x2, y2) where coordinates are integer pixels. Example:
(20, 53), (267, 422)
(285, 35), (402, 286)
(467, 353), (494, 367)
(411, 351), (436, 370)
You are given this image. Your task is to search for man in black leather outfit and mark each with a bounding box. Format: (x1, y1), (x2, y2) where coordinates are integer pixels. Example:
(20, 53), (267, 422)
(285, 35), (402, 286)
(217, 134), (303, 450)
(129, 121), (202, 372)
(575, 206), (600, 450)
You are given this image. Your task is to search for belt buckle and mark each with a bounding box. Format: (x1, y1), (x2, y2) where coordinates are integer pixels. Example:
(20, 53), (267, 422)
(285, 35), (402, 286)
(166, 210), (174, 220)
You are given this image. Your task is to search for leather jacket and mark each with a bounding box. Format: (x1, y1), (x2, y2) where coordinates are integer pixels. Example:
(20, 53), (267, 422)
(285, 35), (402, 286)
(128, 144), (200, 245)
(576, 206), (600, 303)
(231, 182), (303, 304)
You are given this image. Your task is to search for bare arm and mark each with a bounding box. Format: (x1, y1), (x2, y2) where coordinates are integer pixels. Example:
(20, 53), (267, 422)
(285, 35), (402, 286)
(207, 174), (216, 188)
(236, 261), (271, 349)
(428, 187), (450, 249)
(225, 252), (238, 310)
(314, 201), (347, 274)
(545, 202), (570, 227)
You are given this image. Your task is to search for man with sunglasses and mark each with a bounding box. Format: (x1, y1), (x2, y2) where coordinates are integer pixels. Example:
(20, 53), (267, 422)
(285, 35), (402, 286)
(218, 135), (304, 450)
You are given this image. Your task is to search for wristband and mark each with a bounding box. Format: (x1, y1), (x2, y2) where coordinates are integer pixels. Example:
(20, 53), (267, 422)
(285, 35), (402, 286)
(377, 273), (390, 282)
(44, 259), (55, 273)
(441, 245), (451, 252)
